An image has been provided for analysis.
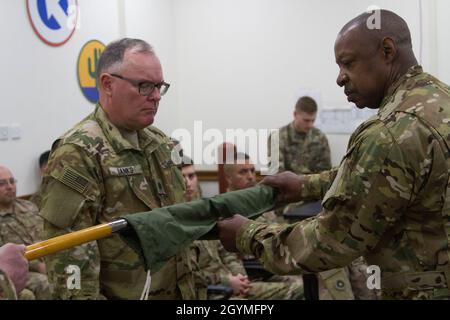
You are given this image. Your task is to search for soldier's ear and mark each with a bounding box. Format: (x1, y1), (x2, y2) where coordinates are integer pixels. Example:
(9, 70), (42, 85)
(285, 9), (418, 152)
(225, 174), (233, 186)
(100, 74), (114, 96)
(381, 37), (397, 63)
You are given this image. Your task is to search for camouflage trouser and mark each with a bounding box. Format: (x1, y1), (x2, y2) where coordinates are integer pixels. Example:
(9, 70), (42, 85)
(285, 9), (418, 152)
(382, 288), (450, 300)
(247, 280), (304, 300)
(18, 272), (51, 300)
(0, 272), (17, 300)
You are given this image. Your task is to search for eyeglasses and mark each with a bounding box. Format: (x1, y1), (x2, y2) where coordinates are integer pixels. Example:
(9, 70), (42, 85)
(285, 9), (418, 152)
(110, 74), (170, 96)
(0, 178), (17, 187)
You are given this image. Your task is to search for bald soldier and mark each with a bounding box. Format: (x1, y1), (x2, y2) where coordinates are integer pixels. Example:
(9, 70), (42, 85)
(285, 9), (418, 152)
(0, 165), (50, 300)
(218, 10), (450, 299)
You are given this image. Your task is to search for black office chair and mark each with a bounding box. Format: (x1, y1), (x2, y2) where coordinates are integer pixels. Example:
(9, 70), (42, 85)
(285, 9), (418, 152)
(207, 285), (233, 300)
(242, 257), (274, 281)
(282, 200), (323, 223)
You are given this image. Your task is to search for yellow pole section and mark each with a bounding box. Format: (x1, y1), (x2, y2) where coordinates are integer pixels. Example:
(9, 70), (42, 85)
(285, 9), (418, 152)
(25, 223), (113, 261)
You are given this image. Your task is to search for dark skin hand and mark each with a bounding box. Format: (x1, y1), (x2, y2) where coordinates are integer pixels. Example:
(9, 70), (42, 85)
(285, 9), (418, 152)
(261, 171), (303, 205)
(218, 214), (249, 252)
(218, 171), (304, 251)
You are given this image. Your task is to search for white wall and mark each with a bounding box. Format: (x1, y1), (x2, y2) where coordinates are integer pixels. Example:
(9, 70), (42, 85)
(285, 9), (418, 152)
(172, 0), (430, 168)
(0, 0), (448, 196)
(0, 0), (176, 195)
(436, 0), (450, 84)
(0, 0), (122, 195)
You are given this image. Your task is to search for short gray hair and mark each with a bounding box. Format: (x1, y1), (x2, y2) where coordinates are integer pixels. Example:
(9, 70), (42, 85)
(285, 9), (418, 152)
(96, 38), (154, 84)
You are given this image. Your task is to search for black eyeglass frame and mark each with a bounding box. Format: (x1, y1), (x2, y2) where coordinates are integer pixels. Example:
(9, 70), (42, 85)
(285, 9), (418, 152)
(110, 73), (170, 96)
(0, 178), (17, 187)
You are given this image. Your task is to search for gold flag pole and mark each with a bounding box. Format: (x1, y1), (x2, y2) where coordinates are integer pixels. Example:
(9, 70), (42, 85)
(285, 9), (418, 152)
(25, 219), (128, 261)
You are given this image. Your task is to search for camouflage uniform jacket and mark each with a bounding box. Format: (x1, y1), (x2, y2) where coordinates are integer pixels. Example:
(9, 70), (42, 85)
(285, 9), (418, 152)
(237, 66), (450, 299)
(186, 193), (244, 289)
(193, 240), (246, 287)
(41, 104), (197, 300)
(0, 199), (44, 273)
(0, 269), (17, 300)
(29, 187), (43, 210)
(271, 123), (331, 174)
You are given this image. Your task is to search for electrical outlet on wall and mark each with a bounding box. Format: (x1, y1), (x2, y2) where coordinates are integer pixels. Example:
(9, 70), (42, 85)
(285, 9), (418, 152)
(0, 126), (8, 141)
(9, 124), (21, 140)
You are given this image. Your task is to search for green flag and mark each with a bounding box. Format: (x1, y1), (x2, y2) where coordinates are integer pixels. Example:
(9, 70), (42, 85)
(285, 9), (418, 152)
(120, 185), (276, 273)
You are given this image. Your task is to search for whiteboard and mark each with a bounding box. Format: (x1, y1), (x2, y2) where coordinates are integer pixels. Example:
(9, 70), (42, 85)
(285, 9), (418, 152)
(316, 106), (378, 134)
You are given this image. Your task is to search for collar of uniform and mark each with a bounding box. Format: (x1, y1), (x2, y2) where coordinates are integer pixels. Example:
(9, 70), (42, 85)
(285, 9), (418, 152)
(377, 65), (424, 120)
(136, 128), (160, 151)
(289, 121), (309, 141)
(0, 208), (11, 217)
(94, 104), (143, 153)
(0, 202), (14, 217)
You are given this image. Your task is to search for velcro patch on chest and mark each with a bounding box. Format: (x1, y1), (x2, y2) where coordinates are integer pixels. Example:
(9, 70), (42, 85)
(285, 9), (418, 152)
(109, 165), (143, 176)
(161, 159), (174, 169)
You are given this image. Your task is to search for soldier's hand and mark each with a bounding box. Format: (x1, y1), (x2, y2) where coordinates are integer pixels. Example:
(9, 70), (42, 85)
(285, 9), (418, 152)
(37, 262), (46, 274)
(228, 274), (250, 296)
(218, 214), (250, 252)
(261, 171), (303, 204)
(0, 243), (29, 293)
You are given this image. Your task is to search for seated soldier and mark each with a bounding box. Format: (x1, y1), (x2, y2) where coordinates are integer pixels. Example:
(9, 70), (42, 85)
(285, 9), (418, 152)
(268, 96), (331, 217)
(269, 96), (331, 175)
(0, 165), (50, 299)
(181, 160), (303, 300)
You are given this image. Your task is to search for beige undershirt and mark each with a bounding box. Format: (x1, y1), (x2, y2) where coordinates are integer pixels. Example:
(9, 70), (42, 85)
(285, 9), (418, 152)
(120, 129), (140, 149)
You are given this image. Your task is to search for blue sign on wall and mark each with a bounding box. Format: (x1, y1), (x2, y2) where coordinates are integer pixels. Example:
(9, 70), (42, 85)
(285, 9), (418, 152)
(27, 0), (79, 46)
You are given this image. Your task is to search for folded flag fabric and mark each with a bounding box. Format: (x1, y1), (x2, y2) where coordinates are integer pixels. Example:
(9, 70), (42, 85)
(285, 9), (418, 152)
(119, 185), (276, 273)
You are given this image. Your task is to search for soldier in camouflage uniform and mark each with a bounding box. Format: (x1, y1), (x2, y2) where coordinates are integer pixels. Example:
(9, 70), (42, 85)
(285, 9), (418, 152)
(192, 239), (303, 300)
(41, 38), (199, 300)
(218, 10), (450, 300)
(181, 162), (303, 300)
(0, 243), (29, 300)
(269, 96), (331, 175)
(268, 97), (330, 218)
(0, 166), (50, 300)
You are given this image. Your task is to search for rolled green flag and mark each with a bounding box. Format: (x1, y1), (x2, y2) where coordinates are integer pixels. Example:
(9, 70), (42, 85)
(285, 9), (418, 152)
(119, 185), (277, 273)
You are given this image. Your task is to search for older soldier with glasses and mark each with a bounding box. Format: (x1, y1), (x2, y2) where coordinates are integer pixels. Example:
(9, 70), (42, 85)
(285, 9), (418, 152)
(40, 38), (198, 300)
(109, 73), (170, 97)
